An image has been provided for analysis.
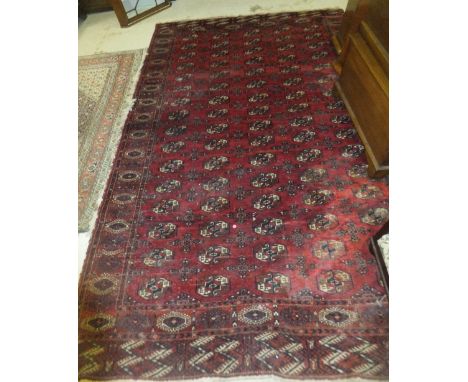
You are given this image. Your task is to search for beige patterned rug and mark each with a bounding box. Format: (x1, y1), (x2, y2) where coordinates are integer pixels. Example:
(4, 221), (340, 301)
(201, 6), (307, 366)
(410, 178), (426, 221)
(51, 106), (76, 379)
(78, 50), (145, 232)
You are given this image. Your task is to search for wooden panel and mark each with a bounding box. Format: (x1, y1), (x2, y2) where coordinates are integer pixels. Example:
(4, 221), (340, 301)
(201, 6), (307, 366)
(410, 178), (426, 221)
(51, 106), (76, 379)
(332, 0), (388, 73)
(336, 32), (388, 176)
(80, 0), (112, 13)
(364, 0), (389, 51)
(333, 0), (389, 177)
(359, 21), (389, 76)
(332, 0), (367, 55)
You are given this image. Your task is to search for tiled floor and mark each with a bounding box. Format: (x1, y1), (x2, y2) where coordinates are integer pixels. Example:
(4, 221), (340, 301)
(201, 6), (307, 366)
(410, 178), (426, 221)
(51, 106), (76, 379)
(77, 2), (384, 382)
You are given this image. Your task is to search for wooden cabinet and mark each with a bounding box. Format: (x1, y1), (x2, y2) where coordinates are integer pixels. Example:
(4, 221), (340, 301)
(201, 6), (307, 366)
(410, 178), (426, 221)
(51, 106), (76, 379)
(333, 0), (389, 177)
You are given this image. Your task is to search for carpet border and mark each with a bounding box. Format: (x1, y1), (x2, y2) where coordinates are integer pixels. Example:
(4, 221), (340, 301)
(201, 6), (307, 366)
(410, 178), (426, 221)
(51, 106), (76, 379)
(79, 21), (168, 295)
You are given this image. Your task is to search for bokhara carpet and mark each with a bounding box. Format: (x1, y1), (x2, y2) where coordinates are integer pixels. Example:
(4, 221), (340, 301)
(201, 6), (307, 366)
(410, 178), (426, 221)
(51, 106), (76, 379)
(79, 10), (389, 381)
(79, 50), (145, 232)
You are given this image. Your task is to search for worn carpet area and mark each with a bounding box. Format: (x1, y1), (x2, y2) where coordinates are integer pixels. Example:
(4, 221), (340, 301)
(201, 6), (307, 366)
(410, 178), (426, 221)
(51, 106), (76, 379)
(79, 50), (145, 232)
(79, 10), (389, 381)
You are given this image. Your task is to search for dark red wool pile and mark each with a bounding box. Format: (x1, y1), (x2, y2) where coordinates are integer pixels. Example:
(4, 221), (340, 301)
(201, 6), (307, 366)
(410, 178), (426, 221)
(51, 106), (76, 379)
(79, 10), (389, 380)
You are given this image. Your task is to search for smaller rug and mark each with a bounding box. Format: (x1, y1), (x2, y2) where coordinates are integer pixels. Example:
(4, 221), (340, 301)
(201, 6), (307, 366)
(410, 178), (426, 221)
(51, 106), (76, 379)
(79, 50), (145, 232)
